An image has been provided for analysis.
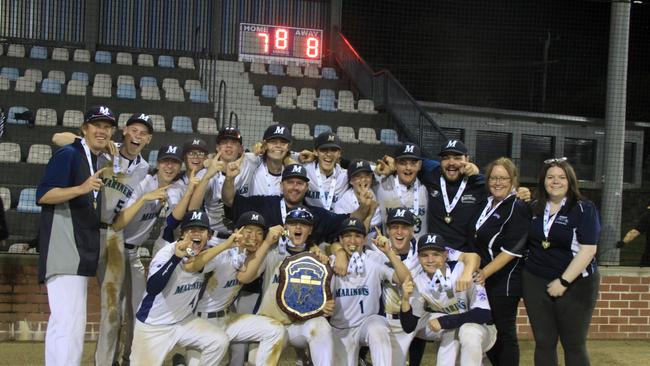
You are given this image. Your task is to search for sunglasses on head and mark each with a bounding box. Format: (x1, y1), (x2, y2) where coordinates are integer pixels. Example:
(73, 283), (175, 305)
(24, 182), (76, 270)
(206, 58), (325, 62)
(543, 157), (568, 165)
(287, 209), (314, 222)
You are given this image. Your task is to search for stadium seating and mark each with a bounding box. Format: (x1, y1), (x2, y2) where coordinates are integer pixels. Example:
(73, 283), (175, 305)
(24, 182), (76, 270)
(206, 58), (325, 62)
(73, 49), (90, 62)
(15, 77), (36, 93)
(171, 116), (193, 133)
(150, 115), (166, 132)
(300, 88), (316, 99)
(137, 54), (154, 67)
(358, 99), (377, 114)
(251, 62), (267, 74)
(0, 187), (10, 211)
(281, 86), (298, 100)
(40, 79), (62, 94)
(71, 71), (89, 85)
(197, 117), (218, 135)
(261, 85), (278, 99)
(118, 113), (132, 128)
(7, 44), (25, 58)
(140, 76), (158, 87)
(358, 128), (380, 144)
(17, 188), (41, 213)
(117, 75), (135, 86)
(148, 150), (158, 166)
(165, 87), (185, 102)
(116, 52), (133, 65)
(52, 47), (69, 61)
(35, 108), (58, 127)
(190, 89), (209, 103)
(305, 65), (321, 79)
(29, 46), (48, 59)
(117, 84), (136, 99)
(27, 144), (52, 164)
(7, 106), (30, 125)
(337, 126), (358, 143)
(66, 80), (87, 96)
(158, 55), (175, 68)
(314, 124), (332, 136)
(0, 142), (21, 162)
(287, 64), (303, 77)
(95, 50), (112, 64)
(297, 94), (316, 110)
(141, 86), (161, 100)
(269, 64), (285, 76)
(276, 94), (296, 109)
(63, 110), (83, 127)
(322, 67), (338, 79)
(47, 70), (66, 84)
(1, 67), (19, 81)
(292, 123), (312, 140)
(178, 57), (195, 69)
(24, 69), (43, 83)
(380, 129), (400, 145)
(317, 95), (337, 112)
(0, 76), (9, 90)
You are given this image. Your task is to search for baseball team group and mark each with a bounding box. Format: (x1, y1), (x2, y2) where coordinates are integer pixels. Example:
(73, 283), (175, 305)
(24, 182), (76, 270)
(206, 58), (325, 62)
(36, 105), (601, 366)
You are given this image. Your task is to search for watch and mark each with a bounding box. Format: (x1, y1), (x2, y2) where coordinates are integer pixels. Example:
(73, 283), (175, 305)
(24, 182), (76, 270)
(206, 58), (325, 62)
(559, 277), (571, 287)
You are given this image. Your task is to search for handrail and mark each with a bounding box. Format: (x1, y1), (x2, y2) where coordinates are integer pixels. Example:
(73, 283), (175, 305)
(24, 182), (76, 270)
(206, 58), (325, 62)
(216, 80), (227, 130)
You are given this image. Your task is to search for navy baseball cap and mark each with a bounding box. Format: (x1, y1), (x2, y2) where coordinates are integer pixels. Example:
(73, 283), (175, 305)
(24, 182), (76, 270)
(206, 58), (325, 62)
(235, 211), (267, 230)
(126, 113), (154, 134)
(386, 207), (415, 226)
(182, 138), (209, 155)
(216, 126), (242, 144)
(84, 105), (117, 126)
(181, 210), (211, 231)
(285, 206), (315, 225)
(282, 164), (309, 182)
(347, 159), (373, 181)
(417, 233), (448, 253)
(394, 142), (423, 160)
(439, 139), (468, 156)
(157, 144), (183, 163)
(339, 217), (367, 235)
(263, 123), (292, 143)
(314, 131), (342, 150)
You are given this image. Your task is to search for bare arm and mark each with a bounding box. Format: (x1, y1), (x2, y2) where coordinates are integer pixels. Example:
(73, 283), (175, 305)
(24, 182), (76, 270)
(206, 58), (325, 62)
(374, 229), (411, 285)
(547, 244), (597, 297)
(473, 252), (515, 286)
(237, 225), (283, 284)
(221, 156), (243, 207)
(189, 154), (225, 211)
(184, 230), (241, 273)
(172, 170), (199, 220)
(112, 186), (168, 231)
(38, 168), (105, 205)
(456, 252), (481, 290)
(52, 132), (79, 147)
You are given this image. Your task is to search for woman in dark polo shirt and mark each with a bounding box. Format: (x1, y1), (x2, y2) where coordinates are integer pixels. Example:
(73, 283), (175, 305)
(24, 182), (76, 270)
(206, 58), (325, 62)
(523, 158), (600, 366)
(469, 157), (531, 366)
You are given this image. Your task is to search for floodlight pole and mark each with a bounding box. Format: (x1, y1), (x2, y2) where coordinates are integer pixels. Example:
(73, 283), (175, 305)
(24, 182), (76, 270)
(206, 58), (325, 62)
(600, 1), (631, 265)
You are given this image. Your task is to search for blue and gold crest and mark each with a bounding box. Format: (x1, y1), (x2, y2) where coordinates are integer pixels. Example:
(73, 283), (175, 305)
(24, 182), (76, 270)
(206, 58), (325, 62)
(277, 252), (332, 321)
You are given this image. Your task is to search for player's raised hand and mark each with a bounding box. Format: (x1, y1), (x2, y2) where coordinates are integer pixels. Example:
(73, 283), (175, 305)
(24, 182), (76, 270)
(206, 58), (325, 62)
(331, 242), (349, 276)
(104, 140), (119, 157)
(228, 227), (245, 248)
(372, 226), (391, 253)
(459, 161), (479, 176)
(142, 186), (168, 202)
(516, 186), (532, 202)
(298, 149), (316, 163)
(174, 236), (192, 258)
(322, 299), (335, 317)
(309, 246), (330, 265)
(375, 155), (396, 176)
(401, 277), (414, 300)
(225, 155), (243, 178)
(187, 169), (201, 192)
(357, 187), (377, 209)
(206, 152), (226, 175)
(253, 142), (266, 156)
(80, 167), (107, 194)
(265, 225), (284, 244)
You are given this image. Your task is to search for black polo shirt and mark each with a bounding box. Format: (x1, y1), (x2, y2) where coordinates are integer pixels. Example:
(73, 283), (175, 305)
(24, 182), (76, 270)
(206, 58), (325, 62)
(632, 208), (650, 265)
(525, 200), (600, 280)
(467, 195), (531, 297)
(420, 165), (486, 252)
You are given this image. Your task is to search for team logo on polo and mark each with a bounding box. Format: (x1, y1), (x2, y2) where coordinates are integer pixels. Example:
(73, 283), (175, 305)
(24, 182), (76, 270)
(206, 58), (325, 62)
(404, 145), (415, 153)
(191, 211), (203, 220)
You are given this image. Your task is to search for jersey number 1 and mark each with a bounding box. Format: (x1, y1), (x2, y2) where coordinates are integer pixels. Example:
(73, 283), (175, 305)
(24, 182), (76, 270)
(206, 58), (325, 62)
(359, 300), (364, 314)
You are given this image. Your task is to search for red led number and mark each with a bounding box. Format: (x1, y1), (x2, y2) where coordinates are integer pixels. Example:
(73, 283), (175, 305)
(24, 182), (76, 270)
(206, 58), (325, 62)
(257, 32), (269, 53)
(275, 28), (288, 50)
(306, 37), (319, 58)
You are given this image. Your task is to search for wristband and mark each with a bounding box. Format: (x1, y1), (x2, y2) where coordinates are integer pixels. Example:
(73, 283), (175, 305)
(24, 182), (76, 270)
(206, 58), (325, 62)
(559, 277), (571, 287)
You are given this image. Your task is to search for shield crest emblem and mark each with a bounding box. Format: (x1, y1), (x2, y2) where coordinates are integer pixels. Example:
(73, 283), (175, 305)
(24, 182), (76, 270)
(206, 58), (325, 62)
(277, 252), (332, 321)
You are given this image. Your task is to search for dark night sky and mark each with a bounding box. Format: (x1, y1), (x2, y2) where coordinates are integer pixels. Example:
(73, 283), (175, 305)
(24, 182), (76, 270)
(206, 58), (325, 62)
(341, 0), (650, 120)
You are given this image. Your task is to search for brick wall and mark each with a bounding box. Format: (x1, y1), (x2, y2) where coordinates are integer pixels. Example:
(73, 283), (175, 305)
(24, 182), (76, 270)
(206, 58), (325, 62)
(1, 254), (649, 341)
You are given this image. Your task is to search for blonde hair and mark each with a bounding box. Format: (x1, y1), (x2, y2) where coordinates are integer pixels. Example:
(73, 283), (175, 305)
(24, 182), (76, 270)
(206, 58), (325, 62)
(484, 157), (519, 190)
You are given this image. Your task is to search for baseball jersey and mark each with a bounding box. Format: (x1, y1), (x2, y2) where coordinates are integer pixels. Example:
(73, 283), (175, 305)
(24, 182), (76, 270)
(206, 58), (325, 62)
(304, 162), (348, 210)
(333, 188), (382, 228)
(376, 175), (429, 238)
(123, 174), (165, 247)
(98, 150), (149, 224)
(256, 247), (299, 325)
(166, 169), (207, 210)
(410, 261), (490, 320)
(136, 243), (217, 325)
(329, 250), (394, 329)
(202, 153), (259, 232)
(249, 162), (282, 196)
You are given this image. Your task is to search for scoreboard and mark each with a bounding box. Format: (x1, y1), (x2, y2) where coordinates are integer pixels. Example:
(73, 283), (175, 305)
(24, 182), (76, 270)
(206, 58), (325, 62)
(238, 23), (323, 66)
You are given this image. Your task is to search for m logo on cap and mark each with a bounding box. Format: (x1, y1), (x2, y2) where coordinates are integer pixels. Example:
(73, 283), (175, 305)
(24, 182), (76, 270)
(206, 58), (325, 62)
(193, 139), (201, 145)
(291, 165), (303, 173)
(356, 161), (364, 168)
(327, 135), (335, 141)
(274, 126), (285, 134)
(425, 235), (437, 244)
(348, 219), (357, 226)
(404, 145), (415, 153)
(138, 113), (150, 121)
(99, 106), (111, 116)
(166, 146), (178, 154)
(251, 214), (259, 221)
(394, 209), (406, 217)
(446, 140), (458, 148)
(191, 212), (203, 220)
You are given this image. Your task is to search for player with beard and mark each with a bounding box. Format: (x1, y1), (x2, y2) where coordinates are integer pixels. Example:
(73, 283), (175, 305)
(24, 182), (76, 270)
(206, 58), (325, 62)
(130, 210), (231, 366)
(303, 131), (349, 211)
(254, 206), (336, 366)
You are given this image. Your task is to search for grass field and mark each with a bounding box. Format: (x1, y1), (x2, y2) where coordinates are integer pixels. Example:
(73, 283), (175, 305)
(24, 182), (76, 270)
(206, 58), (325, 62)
(1, 339), (649, 365)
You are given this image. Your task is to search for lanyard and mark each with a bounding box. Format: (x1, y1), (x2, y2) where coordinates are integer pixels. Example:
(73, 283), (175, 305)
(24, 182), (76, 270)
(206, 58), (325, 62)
(474, 192), (515, 232)
(543, 198), (567, 240)
(347, 252), (366, 275)
(429, 266), (452, 292)
(440, 176), (468, 216)
(395, 175), (420, 217)
(315, 163), (337, 210)
(80, 138), (99, 202)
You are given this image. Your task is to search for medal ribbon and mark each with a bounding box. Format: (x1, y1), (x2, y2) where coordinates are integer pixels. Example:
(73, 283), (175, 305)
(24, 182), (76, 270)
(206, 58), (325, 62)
(543, 197), (567, 243)
(395, 175), (420, 220)
(347, 252), (366, 275)
(474, 192), (515, 232)
(315, 163), (337, 210)
(80, 138), (99, 202)
(230, 247), (247, 270)
(440, 176), (468, 217)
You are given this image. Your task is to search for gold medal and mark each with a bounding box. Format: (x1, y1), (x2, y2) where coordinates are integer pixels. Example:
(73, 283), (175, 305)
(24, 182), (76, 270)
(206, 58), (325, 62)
(444, 215), (452, 224)
(542, 240), (551, 249)
(93, 199), (97, 209)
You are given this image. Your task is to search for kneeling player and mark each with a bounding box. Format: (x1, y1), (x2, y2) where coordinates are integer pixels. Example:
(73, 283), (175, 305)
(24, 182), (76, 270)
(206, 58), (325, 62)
(329, 218), (411, 366)
(186, 211), (286, 366)
(130, 210), (231, 366)
(256, 206), (335, 366)
(400, 233), (496, 366)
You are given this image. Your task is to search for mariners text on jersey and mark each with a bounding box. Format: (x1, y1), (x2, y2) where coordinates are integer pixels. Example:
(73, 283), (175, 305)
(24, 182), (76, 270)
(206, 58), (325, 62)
(335, 286), (370, 297)
(174, 280), (203, 294)
(102, 176), (135, 198)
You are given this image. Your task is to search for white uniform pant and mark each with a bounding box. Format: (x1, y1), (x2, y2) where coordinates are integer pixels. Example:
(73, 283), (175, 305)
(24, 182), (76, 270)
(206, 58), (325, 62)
(130, 317), (229, 366)
(285, 317), (334, 366)
(417, 313), (497, 366)
(386, 315), (417, 366)
(117, 246), (147, 364)
(228, 290), (260, 366)
(332, 315), (392, 366)
(186, 312), (286, 366)
(95, 227), (126, 366)
(45, 275), (88, 366)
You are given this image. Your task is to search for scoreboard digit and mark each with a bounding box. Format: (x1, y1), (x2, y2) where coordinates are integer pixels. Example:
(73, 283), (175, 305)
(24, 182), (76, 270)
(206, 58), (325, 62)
(239, 23), (323, 66)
